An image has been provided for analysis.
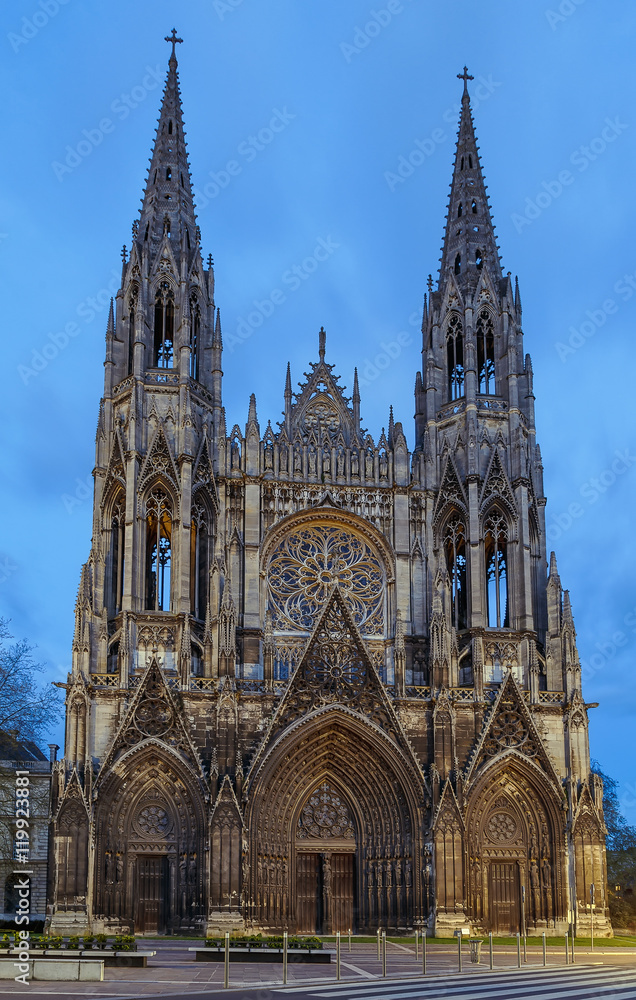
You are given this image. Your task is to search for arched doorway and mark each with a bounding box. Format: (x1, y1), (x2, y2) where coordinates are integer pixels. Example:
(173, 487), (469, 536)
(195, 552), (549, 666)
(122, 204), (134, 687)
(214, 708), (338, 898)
(295, 780), (356, 934)
(466, 759), (566, 934)
(94, 745), (207, 934)
(245, 710), (422, 933)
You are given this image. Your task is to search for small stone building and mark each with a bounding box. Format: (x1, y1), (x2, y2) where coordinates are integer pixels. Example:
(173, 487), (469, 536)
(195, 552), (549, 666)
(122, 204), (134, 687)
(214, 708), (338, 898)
(0, 732), (54, 929)
(49, 41), (611, 938)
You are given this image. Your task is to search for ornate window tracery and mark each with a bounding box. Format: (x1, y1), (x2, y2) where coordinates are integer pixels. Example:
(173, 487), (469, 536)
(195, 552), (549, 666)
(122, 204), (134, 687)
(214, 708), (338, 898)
(267, 525), (385, 638)
(446, 314), (464, 400)
(145, 487), (172, 612)
(109, 494), (126, 615)
(190, 500), (211, 619)
(297, 782), (355, 841)
(443, 512), (467, 630)
(127, 287), (138, 374)
(154, 281), (175, 368)
(485, 510), (509, 628)
(189, 294), (201, 380)
(477, 309), (495, 394)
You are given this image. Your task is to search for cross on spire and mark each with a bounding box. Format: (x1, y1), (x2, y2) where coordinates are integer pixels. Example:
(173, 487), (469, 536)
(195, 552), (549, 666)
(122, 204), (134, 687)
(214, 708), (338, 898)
(457, 65), (474, 95)
(165, 28), (183, 59)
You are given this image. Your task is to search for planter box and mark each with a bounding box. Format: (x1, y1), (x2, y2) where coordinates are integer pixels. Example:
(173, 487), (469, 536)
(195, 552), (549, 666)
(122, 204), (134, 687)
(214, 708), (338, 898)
(190, 946), (331, 964)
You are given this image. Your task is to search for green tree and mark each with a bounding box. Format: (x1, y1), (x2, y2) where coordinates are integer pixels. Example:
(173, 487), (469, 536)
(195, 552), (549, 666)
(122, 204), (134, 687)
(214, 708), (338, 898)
(0, 619), (62, 745)
(591, 760), (636, 929)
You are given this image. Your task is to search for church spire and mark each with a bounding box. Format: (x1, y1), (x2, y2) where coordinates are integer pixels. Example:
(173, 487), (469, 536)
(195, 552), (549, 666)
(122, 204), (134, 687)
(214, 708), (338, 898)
(136, 30), (198, 263)
(438, 67), (502, 290)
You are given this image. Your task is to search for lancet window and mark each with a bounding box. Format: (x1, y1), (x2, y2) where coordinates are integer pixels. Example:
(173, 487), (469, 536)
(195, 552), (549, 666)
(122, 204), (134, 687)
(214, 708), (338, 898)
(477, 309), (495, 394)
(446, 314), (464, 400)
(443, 513), (467, 630)
(127, 287), (138, 374)
(109, 494), (126, 615)
(145, 487), (172, 611)
(189, 295), (201, 380)
(484, 510), (509, 628)
(153, 281), (175, 368)
(190, 500), (211, 620)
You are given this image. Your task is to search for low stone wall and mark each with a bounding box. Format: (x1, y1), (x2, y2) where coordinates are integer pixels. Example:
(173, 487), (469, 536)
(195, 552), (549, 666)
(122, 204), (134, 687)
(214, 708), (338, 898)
(0, 959), (104, 981)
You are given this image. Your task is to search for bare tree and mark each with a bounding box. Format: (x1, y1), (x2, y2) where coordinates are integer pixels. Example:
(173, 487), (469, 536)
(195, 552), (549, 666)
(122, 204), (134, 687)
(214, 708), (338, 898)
(0, 619), (62, 745)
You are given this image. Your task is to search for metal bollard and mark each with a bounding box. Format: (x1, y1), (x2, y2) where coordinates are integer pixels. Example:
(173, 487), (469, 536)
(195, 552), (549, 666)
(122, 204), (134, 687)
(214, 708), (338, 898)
(224, 931), (229, 989)
(382, 930), (387, 977)
(571, 931), (575, 965)
(523, 933), (527, 964)
(422, 928), (427, 975)
(516, 932), (521, 968)
(377, 928), (381, 961)
(565, 931), (569, 965)
(415, 928), (419, 961)
(283, 930), (288, 985)
(542, 931), (547, 967)
(348, 928), (351, 953)
(458, 932), (462, 973)
(489, 931), (493, 970)
(336, 930), (340, 981)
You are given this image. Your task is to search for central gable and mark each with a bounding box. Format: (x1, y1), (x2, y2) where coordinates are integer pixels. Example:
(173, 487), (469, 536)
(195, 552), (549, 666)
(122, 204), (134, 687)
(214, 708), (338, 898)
(282, 329), (358, 447)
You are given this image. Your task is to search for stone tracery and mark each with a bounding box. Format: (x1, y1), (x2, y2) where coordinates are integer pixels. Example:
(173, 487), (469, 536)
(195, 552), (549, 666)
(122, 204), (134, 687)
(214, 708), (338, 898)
(267, 524), (385, 636)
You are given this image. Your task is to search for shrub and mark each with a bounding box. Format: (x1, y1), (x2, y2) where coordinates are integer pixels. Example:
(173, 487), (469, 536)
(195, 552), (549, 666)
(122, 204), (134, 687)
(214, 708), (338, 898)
(112, 934), (136, 952)
(48, 936), (63, 950)
(82, 935), (94, 949)
(0, 933), (10, 948)
(95, 933), (107, 949)
(68, 935), (80, 950)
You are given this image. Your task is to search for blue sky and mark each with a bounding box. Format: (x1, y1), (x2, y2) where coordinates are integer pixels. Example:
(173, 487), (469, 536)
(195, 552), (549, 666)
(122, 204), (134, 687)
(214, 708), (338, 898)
(1, 1), (635, 817)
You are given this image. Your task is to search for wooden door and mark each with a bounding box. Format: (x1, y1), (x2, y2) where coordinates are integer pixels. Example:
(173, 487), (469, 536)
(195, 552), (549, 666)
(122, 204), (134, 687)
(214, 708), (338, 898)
(136, 856), (168, 933)
(296, 853), (321, 934)
(490, 862), (520, 934)
(331, 853), (355, 933)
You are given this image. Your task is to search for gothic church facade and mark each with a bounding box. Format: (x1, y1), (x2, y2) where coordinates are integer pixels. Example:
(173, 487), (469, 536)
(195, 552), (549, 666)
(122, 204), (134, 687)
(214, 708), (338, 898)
(49, 40), (610, 938)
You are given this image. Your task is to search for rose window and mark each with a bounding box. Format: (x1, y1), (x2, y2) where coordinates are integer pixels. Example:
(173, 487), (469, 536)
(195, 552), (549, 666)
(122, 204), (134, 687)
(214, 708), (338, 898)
(297, 782), (354, 840)
(267, 526), (384, 635)
(305, 639), (367, 702)
(486, 811), (518, 843)
(137, 805), (170, 837)
(135, 699), (173, 737)
(491, 709), (526, 747)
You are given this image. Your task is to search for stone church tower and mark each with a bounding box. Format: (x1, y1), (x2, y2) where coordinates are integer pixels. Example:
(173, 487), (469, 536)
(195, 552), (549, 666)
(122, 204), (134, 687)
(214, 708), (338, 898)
(49, 42), (610, 938)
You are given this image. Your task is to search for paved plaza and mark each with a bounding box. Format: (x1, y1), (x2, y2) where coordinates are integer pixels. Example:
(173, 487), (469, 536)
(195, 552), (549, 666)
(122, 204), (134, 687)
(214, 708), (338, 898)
(0, 939), (634, 998)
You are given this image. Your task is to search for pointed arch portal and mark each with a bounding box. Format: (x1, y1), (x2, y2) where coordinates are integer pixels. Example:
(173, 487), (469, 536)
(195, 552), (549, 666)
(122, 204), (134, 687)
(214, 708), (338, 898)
(246, 710), (421, 933)
(465, 757), (566, 934)
(94, 744), (207, 934)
